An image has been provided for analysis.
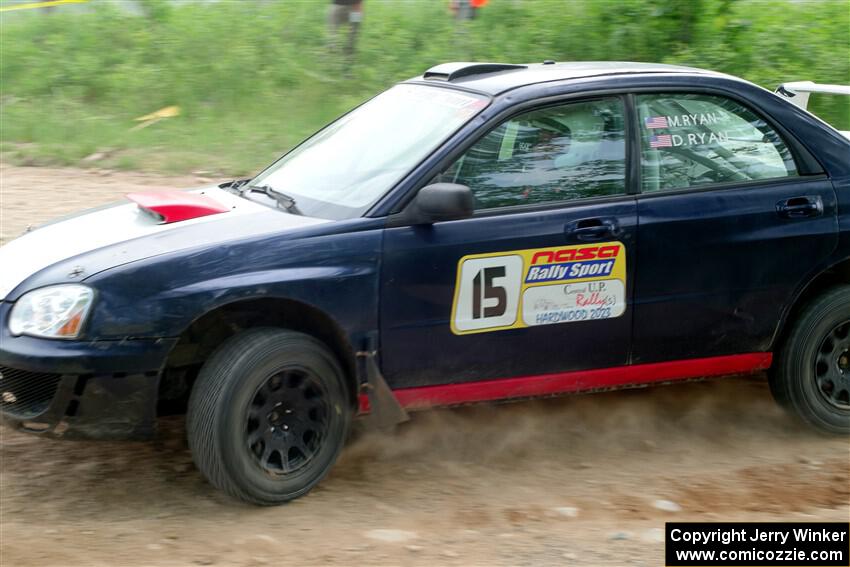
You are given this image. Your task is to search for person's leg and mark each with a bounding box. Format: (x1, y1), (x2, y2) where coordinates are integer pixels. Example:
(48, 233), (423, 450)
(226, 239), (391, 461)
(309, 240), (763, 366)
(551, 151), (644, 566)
(345, 11), (360, 57)
(327, 4), (348, 51)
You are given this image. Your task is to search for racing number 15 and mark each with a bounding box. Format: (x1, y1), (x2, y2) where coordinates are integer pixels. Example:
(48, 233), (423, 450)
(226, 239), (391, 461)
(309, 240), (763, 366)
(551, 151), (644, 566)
(452, 254), (523, 333)
(472, 267), (507, 318)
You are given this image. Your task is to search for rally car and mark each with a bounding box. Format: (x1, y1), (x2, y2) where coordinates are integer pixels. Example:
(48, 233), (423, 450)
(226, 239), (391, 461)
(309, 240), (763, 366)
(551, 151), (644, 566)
(1, 62), (849, 505)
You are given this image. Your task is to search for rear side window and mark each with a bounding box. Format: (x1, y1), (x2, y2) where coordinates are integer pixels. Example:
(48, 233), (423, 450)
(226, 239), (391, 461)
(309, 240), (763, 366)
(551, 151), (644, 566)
(439, 97), (627, 210)
(636, 93), (798, 192)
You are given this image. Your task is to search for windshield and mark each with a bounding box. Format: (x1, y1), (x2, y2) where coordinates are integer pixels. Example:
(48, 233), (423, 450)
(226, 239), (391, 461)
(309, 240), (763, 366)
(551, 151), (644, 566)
(248, 84), (489, 220)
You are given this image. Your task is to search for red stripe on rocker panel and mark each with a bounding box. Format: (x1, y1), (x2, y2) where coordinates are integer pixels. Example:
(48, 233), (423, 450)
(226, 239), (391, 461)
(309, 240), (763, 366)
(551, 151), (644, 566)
(359, 352), (773, 413)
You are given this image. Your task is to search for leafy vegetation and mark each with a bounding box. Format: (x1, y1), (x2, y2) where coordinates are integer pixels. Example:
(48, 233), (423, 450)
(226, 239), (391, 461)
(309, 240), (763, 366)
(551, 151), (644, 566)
(1, 0), (847, 174)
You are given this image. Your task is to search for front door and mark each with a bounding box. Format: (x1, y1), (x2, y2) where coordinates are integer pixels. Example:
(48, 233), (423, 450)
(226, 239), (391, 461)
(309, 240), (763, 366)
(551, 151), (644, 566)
(380, 96), (638, 389)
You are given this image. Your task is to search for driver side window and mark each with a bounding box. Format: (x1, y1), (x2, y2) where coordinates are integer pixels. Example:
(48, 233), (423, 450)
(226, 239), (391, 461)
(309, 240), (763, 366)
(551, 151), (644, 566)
(636, 93), (798, 192)
(438, 97), (627, 210)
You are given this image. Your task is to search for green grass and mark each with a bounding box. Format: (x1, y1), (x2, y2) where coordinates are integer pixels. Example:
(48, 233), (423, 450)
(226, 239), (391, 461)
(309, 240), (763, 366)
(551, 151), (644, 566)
(1, 0), (848, 175)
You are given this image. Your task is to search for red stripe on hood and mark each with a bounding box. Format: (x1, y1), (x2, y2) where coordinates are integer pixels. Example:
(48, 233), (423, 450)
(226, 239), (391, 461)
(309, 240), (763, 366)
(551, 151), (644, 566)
(126, 191), (230, 224)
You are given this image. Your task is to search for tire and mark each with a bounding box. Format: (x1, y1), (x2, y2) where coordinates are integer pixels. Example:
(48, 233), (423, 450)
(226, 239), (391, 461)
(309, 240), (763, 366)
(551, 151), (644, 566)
(770, 285), (850, 434)
(187, 328), (352, 505)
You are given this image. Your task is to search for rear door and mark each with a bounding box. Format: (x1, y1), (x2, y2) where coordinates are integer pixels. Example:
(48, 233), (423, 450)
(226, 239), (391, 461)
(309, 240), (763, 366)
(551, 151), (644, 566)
(631, 92), (838, 363)
(380, 96), (638, 389)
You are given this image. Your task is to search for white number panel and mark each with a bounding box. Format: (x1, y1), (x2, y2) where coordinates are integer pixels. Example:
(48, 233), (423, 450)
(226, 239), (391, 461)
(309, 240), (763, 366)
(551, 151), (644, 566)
(451, 254), (523, 333)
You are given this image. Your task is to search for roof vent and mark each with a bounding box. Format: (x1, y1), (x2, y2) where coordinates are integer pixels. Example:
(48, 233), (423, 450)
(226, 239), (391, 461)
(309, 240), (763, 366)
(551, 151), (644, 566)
(423, 62), (527, 82)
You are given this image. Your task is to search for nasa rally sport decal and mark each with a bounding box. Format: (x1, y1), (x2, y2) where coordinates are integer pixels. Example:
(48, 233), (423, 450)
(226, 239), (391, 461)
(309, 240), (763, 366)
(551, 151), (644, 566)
(450, 242), (626, 335)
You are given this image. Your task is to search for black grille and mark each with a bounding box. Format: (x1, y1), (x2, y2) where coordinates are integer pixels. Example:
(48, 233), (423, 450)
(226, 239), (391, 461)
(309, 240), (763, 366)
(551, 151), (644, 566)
(0, 366), (62, 420)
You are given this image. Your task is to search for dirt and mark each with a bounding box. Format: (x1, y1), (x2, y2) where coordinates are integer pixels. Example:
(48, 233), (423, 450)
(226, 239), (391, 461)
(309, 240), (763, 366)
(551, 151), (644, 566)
(1, 165), (848, 567)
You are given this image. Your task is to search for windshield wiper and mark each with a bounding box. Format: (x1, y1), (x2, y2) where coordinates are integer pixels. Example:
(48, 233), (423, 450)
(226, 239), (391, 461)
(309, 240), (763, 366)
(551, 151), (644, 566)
(241, 184), (302, 215)
(219, 178), (250, 194)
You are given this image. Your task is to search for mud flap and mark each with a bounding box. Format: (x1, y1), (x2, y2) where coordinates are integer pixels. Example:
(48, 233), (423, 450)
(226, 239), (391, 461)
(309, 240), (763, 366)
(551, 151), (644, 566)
(358, 348), (409, 429)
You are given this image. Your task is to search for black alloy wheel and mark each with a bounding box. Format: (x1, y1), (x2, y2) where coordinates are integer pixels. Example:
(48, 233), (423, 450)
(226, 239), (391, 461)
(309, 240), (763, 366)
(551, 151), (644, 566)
(814, 321), (850, 409)
(246, 368), (331, 476)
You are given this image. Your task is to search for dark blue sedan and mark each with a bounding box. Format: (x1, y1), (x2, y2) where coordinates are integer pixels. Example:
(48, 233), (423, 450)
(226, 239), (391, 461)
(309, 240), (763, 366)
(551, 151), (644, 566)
(2, 61), (849, 504)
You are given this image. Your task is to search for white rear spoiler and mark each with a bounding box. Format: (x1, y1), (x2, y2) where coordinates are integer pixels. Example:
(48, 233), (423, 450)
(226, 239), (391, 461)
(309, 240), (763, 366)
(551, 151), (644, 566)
(775, 81), (850, 139)
(775, 81), (850, 110)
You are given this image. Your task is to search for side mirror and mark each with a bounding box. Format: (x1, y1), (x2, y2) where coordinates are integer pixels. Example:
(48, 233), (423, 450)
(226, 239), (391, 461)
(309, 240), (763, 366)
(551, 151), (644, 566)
(391, 183), (474, 226)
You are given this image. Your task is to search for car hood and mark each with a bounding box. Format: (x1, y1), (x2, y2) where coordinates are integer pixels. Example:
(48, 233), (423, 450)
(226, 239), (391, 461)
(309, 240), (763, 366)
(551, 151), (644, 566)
(0, 186), (329, 301)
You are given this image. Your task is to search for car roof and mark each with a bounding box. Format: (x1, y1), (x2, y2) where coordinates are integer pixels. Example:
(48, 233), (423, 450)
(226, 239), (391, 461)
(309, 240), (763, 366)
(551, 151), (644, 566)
(407, 61), (726, 95)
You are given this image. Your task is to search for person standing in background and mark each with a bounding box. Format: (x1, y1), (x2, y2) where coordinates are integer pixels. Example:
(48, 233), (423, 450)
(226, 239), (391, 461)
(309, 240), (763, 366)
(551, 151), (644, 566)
(328, 0), (363, 60)
(451, 0), (488, 20)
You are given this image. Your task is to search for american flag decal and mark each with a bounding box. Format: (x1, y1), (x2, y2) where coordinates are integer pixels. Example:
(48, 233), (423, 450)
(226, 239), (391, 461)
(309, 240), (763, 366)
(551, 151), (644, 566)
(650, 134), (673, 148)
(644, 116), (669, 129)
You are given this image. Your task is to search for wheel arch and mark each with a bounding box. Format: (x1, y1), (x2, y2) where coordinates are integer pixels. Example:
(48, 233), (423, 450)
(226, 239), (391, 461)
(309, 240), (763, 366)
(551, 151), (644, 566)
(158, 297), (359, 414)
(772, 256), (850, 352)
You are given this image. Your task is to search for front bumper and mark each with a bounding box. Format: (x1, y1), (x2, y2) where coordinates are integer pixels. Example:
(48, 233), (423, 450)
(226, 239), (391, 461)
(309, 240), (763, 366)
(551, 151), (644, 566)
(0, 366), (164, 439)
(0, 305), (178, 439)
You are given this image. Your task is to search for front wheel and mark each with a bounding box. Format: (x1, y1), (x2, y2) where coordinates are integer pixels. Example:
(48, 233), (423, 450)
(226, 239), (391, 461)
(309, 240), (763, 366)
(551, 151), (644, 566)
(187, 328), (352, 505)
(770, 286), (850, 434)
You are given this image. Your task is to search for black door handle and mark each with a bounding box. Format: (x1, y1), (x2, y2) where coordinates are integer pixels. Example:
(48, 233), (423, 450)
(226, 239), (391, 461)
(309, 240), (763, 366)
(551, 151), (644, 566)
(776, 196), (823, 219)
(566, 218), (619, 241)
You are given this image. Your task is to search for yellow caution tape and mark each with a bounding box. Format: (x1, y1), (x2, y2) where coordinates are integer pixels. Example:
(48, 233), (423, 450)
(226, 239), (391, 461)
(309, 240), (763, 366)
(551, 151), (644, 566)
(0, 0), (87, 13)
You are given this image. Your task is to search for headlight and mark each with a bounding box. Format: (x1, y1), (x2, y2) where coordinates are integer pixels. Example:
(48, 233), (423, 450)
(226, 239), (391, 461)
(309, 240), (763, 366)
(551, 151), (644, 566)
(9, 284), (94, 339)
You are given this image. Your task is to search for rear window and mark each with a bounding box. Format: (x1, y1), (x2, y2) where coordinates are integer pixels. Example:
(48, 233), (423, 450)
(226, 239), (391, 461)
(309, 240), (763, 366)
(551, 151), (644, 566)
(636, 93), (798, 192)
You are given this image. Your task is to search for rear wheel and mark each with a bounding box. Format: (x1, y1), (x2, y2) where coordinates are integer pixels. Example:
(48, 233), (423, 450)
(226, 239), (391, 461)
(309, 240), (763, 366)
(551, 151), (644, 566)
(187, 328), (351, 504)
(771, 286), (850, 434)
